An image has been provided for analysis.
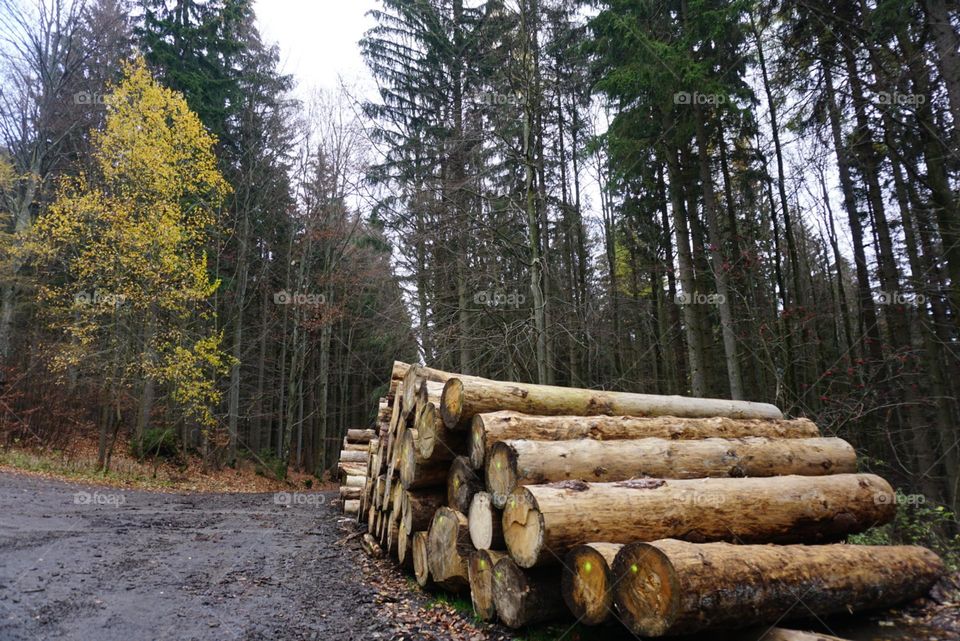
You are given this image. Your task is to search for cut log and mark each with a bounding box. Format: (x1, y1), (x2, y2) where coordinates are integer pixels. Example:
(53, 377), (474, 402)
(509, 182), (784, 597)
(612, 539), (943, 637)
(468, 549), (508, 621)
(502, 474), (895, 567)
(343, 475), (365, 488)
(343, 499), (360, 515)
(367, 497), (376, 531)
(339, 450), (368, 463)
(416, 402), (467, 461)
(399, 429), (450, 489)
(426, 507), (473, 591)
(491, 558), (567, 628)
(468, 491), (504, 550)
(442, 376), (783, 429)
(376, 397), (390, 424)
(347, 428), (376, 443)
(486, 437), (856, 507)
(343, 441), (367, 452)
(402, 488), (445, 533)
(361, 532), (382, 557)
(338, 461), (366, 477)
(402, 364), (463, 418)
(469, 412), (820, 469)
(412, 530), (430, 587)
(339, 486), (361, 500)
(447, 456), (482, 513)
(390, 360), (411, 386)
(561, 543), (623, 625)
(415, 380), (445, 425)
(397, 520), (413, 571)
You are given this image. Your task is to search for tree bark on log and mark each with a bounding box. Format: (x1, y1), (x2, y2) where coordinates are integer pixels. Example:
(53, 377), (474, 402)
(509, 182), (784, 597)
(399, 429), (450, 489)
(469, 412), (819, 469)
(561, 543), (623, 625)
(448, 455), (482, 513)
(339, 450), (368, 463)
(412, 530), (430, 587)
(491, 558), (568, 628)
(502, 474), (895, 567)
(416, 402), (467, 461)
(442, 376), (783, 429)
(487, 437), (856, 507)
(339, 486), (361, 500)
(468, 491), (504, 550)
(402, 488), (446, 533)
(339, 461), (366, 478)
(611, 539), (943, 636)
(343, 475), (365, 488)
(347, 428), (376, 443)
(468, 549), (508, 621)
(427, 507), (473, 591)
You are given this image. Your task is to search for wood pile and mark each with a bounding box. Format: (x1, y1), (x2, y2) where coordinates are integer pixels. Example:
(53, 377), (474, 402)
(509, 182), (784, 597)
(338, 362), (945, 637)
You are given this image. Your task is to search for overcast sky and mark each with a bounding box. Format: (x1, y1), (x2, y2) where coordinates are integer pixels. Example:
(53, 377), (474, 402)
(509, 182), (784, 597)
(254, 0), (379, 101)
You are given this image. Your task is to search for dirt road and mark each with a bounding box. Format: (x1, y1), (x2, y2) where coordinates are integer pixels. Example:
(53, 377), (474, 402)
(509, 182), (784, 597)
(0, 471), (499, 641)
(2, 471), (956, 641)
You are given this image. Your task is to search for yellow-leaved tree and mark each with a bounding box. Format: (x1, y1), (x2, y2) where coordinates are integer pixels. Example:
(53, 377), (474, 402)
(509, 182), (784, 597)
(32, 58), (232, 469)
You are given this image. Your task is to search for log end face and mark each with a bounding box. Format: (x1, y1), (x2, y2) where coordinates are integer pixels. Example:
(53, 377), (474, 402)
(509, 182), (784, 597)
(491, 558), (528, 628)
(469, 415), (485, 469)
(419, 403), (446, 460)
(502, 488), (544, 568)
(468, 550), (497, 621)
(398, 430), (416, 489)
(468, 492), (493, 550)
(487, 442), (518, 509)
(612, 542), (679, 637)
(440, 378), (464, 429)
(412, 530), (430, 587)
(562, 545), (613, 626)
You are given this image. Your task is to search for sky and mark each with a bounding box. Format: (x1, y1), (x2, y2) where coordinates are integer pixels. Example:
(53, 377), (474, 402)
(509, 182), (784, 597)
(254, 0), (379, 101)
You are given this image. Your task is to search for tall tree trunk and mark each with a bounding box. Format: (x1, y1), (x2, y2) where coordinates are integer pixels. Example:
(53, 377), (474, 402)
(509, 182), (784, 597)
(663, 139), (706, 396)
(694, 106), (743, 399)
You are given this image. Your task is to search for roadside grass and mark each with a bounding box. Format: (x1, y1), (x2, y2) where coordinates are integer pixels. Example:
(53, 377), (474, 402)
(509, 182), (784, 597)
(0, 440), (326, 493)
(426, 592), (477, 621)
(0, 447), (174, 488)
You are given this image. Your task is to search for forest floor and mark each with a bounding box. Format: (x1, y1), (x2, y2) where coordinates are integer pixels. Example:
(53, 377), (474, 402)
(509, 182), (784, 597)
(1, 470), (958, 641)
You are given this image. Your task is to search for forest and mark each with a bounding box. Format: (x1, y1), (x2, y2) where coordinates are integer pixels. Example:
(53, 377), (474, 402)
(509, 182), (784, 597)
(0, 0), (957, 546)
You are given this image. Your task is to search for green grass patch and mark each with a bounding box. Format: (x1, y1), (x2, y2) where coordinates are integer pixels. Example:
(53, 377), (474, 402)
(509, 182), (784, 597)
(0, 447), (175, 489)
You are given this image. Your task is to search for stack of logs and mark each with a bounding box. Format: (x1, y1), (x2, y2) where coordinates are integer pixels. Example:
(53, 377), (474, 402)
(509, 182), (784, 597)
(339, 362), (945, 638)
(337, 427), (377, 515)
